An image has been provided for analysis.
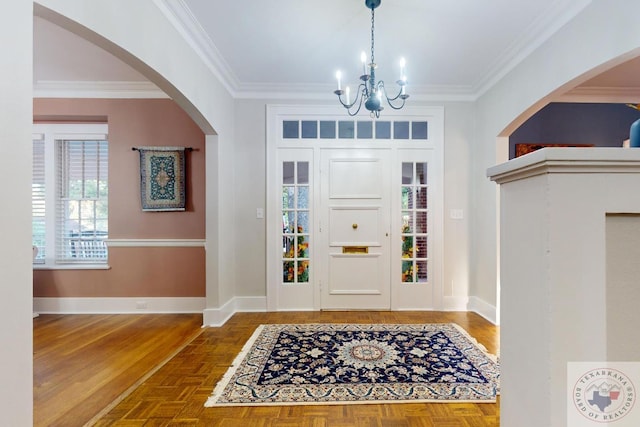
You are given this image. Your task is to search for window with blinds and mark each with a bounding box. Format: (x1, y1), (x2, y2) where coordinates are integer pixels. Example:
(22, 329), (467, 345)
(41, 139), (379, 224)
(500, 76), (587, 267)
(32, 135), (46, 263)
(32, 124), (109, 266)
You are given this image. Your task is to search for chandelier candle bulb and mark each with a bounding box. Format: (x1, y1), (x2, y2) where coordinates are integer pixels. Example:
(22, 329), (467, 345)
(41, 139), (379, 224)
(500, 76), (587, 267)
(346, 86), (351, 104)
(336, 70), (342, 91)
(361, 51), (367, 76)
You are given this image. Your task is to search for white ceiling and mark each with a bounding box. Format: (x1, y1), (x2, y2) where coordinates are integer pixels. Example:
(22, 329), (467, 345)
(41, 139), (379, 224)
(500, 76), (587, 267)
(33, 0), (640, 101)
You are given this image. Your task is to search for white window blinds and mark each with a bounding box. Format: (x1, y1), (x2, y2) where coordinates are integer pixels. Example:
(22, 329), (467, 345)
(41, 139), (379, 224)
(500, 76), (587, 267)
(56, 139), (109, 262)
(32, 134), (46, 263)
(32, 124), (109, 266)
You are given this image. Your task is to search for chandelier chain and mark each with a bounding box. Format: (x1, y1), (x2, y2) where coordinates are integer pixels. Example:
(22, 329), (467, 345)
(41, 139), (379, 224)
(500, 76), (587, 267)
(370, 7), (375, 65)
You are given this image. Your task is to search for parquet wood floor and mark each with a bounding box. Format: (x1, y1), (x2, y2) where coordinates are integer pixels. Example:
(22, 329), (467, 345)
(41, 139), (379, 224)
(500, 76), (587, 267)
(34, 313), (203, 427)
(34, 311), (499, 427)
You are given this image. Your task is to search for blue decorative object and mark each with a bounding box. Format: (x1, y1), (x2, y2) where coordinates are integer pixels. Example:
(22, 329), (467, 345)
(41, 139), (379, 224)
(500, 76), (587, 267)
(630, 118), (640, 147)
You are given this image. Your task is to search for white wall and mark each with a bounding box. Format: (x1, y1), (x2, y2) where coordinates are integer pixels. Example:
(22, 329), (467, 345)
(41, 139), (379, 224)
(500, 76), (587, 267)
(0, 3), (33, 425)
(440, 102), (474, 308)
(605, 214), (640, 360)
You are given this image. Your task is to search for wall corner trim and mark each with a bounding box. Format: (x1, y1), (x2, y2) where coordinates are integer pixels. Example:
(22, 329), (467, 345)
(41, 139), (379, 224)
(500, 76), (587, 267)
(467, 296), (498, 325)
(202, 296), (268, 327)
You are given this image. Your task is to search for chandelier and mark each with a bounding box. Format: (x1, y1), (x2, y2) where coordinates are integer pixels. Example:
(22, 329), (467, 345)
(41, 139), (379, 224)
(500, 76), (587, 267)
(333, 0), (409, 118)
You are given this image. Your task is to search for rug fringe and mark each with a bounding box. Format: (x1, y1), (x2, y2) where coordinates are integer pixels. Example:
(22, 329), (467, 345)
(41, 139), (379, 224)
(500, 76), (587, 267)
(205, 324), (266, 407)
(450, 323), (499, 363)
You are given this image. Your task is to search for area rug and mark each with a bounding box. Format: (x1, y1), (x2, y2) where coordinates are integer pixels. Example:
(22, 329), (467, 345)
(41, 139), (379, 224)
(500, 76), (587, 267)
(205, 323), (499, 407)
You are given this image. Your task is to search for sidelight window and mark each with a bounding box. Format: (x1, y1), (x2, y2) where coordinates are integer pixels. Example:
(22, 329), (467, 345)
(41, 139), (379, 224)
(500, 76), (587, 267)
(401, 162), (428, 283)
(282, 161), (310, 283)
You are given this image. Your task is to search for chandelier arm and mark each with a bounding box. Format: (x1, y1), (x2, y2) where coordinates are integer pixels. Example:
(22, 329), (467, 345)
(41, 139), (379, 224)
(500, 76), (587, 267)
(336, 83), (367, 116)
(378, 81), (408, 103)
(378, 81), (408, 110)
(347, 103), (363, 116)
(348, 85), (367, 116)
(386, 97), (407, 110)
(336, 83), (366, 110)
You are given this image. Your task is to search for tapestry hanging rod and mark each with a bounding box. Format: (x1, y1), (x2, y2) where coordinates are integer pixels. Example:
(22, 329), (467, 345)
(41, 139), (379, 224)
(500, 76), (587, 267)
(131, 146), (194, 151)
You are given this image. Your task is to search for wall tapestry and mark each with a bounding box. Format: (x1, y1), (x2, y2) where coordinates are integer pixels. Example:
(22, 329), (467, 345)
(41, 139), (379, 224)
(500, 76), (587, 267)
(137, 146), (186, 211)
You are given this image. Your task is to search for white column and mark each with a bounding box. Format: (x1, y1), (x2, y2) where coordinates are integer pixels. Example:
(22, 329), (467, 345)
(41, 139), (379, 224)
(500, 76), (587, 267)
(488, 147), (640, 426)
(0, 2), (34, 425)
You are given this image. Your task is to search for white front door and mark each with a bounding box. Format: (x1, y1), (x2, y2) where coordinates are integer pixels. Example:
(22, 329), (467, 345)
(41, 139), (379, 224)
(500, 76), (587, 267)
(319, 149), (391, 309)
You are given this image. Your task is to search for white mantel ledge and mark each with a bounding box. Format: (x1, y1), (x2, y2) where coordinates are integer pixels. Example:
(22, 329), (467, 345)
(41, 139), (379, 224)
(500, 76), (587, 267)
(487, 147), (640, 184)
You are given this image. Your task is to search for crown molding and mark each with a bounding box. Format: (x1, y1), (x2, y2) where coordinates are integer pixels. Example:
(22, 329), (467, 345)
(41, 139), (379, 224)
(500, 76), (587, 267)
(556, 86), (640, 103)
(33, 80), (168, 99)
(153, 0), (239, 97)
(32, 79), (477, 102)
(233, 82), (477, 102)
(474, 0), (592, 98)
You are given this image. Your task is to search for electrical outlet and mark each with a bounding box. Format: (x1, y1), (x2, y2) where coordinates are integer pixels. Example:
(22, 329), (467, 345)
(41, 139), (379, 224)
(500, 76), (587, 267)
(450, 209), (464, 220)
(136, 301), (148, 310)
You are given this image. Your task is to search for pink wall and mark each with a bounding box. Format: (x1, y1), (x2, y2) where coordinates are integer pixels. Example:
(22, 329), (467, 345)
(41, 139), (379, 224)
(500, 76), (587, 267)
(33, 98), (205, 298)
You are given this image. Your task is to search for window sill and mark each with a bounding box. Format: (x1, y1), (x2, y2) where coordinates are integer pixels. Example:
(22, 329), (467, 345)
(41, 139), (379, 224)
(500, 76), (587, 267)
(33, 264), (111, 271)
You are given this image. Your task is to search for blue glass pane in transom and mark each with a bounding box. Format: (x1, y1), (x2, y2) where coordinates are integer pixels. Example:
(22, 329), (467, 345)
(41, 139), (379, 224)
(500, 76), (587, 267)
(394, 121), (410, 139)
(357, 121), (373, 139)
(375, 121), (391, 139)
(338, 121), (355, 139)
(283, 121), (299, 138)
(412, 121), (428, 139)
(320, 121), (336, 139)
(301, 121), (317, 139)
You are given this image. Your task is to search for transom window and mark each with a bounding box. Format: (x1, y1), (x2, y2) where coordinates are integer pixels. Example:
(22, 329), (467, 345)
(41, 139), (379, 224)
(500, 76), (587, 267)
(282, 119), (428, 140)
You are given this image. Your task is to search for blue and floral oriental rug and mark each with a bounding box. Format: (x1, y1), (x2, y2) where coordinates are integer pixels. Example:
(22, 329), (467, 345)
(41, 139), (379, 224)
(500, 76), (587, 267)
(205, 323), (499, 406)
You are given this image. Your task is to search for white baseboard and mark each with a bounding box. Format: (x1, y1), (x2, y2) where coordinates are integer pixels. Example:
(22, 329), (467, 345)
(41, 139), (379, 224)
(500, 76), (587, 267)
(203, 298), (236, 327)
(467, 296), (498, 325)
(203, 296), (268, 327)
(33, 297), (205, 314)
(440, 295), (498, 325)
(442, 296), (470, 311)
(235, 296), (268, 312)
(38, 295), (495, 327)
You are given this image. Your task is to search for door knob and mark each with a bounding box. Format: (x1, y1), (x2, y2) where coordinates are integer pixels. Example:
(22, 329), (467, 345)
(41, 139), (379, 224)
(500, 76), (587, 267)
(352, 223), (358, 230)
